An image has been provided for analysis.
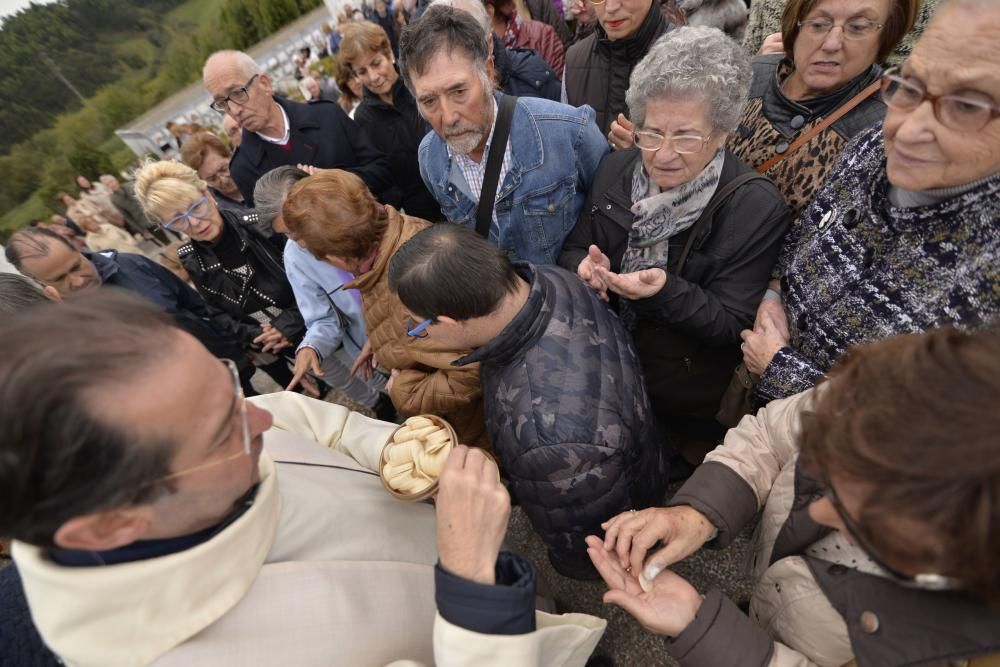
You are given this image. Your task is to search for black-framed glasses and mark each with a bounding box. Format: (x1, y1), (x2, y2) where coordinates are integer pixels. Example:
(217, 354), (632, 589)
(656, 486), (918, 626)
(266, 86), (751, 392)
(162, 196), (211, 233)
(144, 359), (251, 486)
(823, 484), (961, 591)
(210, 74), (260, 114)
(405, 317), (432, 338)
(797, 17), (883, 40)
(881, 67), (1000, 133)
(632, 130), (713, 154)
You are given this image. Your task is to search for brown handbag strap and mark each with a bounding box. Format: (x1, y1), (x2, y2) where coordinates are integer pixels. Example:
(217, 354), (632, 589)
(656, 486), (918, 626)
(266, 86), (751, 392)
(842, 652), (1000, 667)
(756, 79), (881, 174)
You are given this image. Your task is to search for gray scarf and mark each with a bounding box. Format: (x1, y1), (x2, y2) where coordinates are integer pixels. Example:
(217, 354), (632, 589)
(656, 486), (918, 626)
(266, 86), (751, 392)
(621, 149), (725, 275)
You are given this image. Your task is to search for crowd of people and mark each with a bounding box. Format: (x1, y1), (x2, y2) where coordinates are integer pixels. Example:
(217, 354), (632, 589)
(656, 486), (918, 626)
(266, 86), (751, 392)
(1, 0), (998, 664)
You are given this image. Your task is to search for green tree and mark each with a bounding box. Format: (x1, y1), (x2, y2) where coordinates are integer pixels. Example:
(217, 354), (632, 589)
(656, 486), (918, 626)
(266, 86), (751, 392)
(67, 142), (115, 182)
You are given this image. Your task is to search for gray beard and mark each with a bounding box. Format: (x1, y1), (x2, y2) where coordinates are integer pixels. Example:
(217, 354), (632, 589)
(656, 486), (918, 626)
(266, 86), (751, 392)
(444, 129), (486, 155)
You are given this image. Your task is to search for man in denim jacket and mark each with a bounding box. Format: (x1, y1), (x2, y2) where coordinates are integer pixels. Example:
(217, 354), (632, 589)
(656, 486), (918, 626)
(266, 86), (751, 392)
(399, 5), (608, 265)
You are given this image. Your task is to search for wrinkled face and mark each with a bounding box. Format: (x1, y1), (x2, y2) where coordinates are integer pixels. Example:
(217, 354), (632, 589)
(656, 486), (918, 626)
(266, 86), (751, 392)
(20, 237), (101, 295)
(593, 0), (654, 41)
(161, 191), (225, 242)
(352, 49), (398, 99)
(197, 151), (239, 199)
(95, 331), (273, 539)
(637, 97), (726, 190)
(790, 0), (888, 98)
(883, 5), (1000, 191)
(203, 57), (274, 133)
(410, 48), (495, 156)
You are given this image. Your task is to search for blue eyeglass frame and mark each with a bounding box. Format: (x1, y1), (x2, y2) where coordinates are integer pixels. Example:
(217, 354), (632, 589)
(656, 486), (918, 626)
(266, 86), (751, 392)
(163, 196), (210, 232)
(405, 317), (432, 338)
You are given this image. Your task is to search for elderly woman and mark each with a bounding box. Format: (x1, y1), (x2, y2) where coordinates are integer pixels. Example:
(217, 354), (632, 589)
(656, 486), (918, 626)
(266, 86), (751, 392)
(180, 131), (251, 213)
(281, 169), (487, 447)
(339, 21), (442, 221)
(560, 27), (790, 449)
(741, 0), (1000, 406)
(133, 160), (307, 392)
(726, 0), (920, 214)
(591, 327), (1000, 666)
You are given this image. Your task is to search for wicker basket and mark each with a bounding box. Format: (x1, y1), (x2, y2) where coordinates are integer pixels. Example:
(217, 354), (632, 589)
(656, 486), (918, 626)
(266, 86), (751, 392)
(379, 414), (458, 501)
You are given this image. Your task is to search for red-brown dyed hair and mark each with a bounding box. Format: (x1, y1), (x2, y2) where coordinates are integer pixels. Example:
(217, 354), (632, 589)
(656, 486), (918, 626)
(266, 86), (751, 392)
(781, 0), (920, 63)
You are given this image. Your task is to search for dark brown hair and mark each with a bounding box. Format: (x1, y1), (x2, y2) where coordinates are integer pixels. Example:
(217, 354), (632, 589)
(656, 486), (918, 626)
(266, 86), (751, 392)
(281, 169), (387, 262)
(781, 0), (920, 63)
(799, 327), (1000, 605)
(179, 131), (231, 172)
(0, 291), (180, 546)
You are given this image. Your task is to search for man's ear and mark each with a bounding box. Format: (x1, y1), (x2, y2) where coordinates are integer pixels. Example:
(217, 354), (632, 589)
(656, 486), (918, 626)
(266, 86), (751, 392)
(436, 315), (459, 325)
(52, 507), (155, 552)
(258, 73), (275, 96)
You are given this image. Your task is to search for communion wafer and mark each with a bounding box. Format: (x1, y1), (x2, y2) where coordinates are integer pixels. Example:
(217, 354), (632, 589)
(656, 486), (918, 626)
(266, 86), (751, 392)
(380, 415), (455, 497)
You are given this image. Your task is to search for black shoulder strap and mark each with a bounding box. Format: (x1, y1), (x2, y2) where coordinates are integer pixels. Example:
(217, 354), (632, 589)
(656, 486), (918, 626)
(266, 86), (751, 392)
(675, 171), (769, 276)
(475, 94), (518, 239)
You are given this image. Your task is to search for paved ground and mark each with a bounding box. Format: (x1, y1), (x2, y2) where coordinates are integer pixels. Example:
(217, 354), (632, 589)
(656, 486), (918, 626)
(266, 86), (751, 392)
(505, 491), (757, 666)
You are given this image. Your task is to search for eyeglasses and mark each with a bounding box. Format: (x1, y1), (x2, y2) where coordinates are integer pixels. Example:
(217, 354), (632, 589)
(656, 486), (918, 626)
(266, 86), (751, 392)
(163, 197), (211, 233)
(210, 74), (260, 114)
(632, 130), (713, 154)
(797, 17), (883, 40)
(823, 484), (961, 591)
(202, 164), (232, 187)
(881, 67), (1000, 133)
(405, 317), (432, 338)
(145, 359), (251, 486)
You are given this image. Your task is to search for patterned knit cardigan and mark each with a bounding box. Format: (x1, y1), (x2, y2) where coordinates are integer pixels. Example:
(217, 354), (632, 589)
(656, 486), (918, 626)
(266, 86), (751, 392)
(757, 123), (1000, 403)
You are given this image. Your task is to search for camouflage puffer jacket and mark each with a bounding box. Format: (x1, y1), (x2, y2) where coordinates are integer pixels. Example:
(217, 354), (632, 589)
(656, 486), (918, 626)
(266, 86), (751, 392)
(454, 264), (666, 576)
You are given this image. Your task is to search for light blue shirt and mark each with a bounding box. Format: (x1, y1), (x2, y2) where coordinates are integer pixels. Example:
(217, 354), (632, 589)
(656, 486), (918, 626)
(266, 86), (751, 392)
(284, 240), (368, 361)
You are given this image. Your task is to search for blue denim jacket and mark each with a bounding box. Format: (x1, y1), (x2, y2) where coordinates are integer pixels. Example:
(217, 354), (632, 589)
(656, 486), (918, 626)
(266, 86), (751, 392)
(418, 93), (609, 265)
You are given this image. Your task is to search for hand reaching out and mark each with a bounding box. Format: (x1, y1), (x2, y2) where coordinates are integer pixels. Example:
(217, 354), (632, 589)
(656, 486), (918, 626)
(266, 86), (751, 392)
(593, 265), (666, 300)
(577, 245), (611, 301)
(601, 506), (717, 581)
(608, 114), (635, 151)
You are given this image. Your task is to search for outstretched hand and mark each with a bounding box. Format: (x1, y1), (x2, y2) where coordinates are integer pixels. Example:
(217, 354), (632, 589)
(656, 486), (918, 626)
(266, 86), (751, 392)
(586, 535), (703, 637)
(593, 265), (666, 300)
(601, 506), (716, 581)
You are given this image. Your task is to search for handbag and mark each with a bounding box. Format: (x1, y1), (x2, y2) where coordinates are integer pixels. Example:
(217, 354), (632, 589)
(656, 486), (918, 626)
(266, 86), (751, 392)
(715, 362), (759, 428)
(474, 94), (519, 239)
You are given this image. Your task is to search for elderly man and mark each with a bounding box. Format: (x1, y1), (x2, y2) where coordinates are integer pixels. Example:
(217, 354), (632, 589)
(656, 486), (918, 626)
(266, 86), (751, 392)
(4, 227), (253, 392)
(0, 291), (605, 665)
(389, 224), (667, 578)
(202, 50), (391, 205)
(563, 0), (674, 134)
(401, 5), (608, 265)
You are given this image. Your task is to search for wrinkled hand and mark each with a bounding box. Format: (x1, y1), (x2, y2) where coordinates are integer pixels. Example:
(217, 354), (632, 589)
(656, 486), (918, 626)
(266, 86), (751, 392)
(602, 506), (717, 581)
(386, 368), (400, 393)
(287, 346), (325, 392)
(608, 114), (635, 151)
(437, 445), (508, 585)
(350, 339), (377, 380)
(577, 245), (612, 301)
(740, 306), (790, 374)
(587, 535), (703, 637)
(254, 323), (293, 353)
(594, 265), (666, 300)
(758, 32), (784, 56)
(296, 163), (321, 176)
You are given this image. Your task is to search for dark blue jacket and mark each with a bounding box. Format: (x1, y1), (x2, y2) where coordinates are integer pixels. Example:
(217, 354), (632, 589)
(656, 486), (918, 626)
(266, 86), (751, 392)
(90, 250), (248, 367)
(454, 264), (666, 572)
(492, 34), (561, 102)
(229, 96), (392, 206)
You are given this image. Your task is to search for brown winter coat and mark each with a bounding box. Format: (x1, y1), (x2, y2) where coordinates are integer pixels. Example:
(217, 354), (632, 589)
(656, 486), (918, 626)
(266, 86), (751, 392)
(347, 207), (488, 447)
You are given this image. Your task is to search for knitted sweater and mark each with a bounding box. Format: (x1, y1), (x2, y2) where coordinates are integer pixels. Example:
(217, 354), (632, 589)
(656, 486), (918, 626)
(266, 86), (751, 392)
(757, 124), (1000, 403)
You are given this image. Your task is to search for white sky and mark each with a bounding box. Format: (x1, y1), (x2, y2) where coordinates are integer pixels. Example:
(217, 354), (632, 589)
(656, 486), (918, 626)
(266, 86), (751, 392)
(0, 0), (58, 26)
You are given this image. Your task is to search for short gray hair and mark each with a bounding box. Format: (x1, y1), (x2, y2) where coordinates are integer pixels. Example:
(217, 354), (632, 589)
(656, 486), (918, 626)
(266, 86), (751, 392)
(431, 0), (490, 37)
(626, 26), (751, 133)
(203, 50), (262, 81)
(0, 273), (50, 315)
(254, 166), (309, 230)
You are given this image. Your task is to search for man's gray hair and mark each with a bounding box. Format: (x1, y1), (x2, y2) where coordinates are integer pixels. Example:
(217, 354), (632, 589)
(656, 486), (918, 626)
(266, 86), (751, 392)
(254, 166), (309, 231)
(431, 0), (490, 37)
(626, 26), (752, 132)
(203, 50), (262, 81)
(0, 273), (50, 315)
(398, 4), (491, 93)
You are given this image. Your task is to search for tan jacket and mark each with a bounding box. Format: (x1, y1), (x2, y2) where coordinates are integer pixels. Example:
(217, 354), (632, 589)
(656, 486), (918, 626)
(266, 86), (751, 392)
(667, 390), (1000, 667)
(14, 393), (602, 666)
(348, 207), (488, 447)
